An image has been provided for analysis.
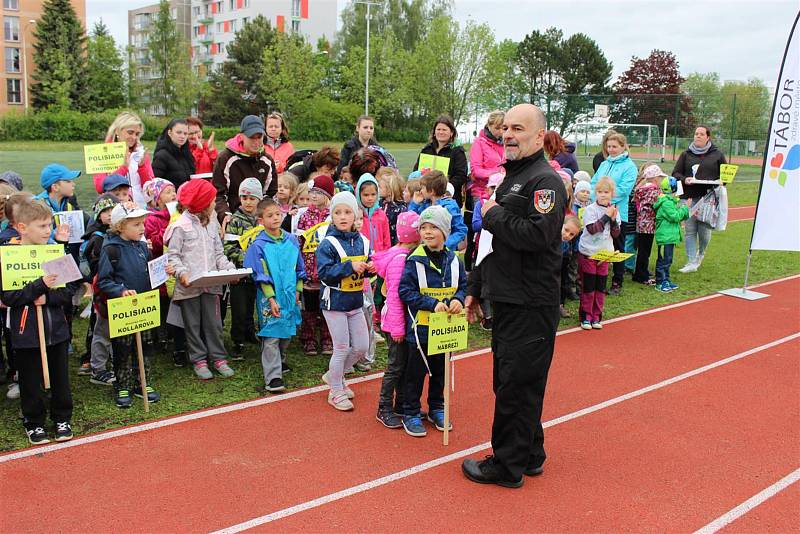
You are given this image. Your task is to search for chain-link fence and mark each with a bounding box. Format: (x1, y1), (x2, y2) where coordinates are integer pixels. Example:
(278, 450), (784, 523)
(529, 93), (770, 165)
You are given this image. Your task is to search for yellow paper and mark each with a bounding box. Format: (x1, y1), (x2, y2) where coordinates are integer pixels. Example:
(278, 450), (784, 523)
(340, 255), (367, 292)
(0, 245), (65, 290)
(301, 222), (330, 253)
(428, 312), (469, 355)
(84, 142), (126, 174)
(418, 154), (451, 174)
(108, 290), (161, 338)
(720, 164), (738, 184)
(590, 250), (634, 263)
(416, 287), (457, 325)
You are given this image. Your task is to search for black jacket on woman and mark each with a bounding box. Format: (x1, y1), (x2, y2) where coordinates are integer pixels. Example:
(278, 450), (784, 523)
(336, 136), (379, 178)
(152, 131), (196, 189)
(413, 142), (469, 207)
(671, 143), (727, 199)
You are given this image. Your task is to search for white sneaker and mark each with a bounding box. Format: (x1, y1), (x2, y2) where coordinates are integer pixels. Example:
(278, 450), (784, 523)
(323, 372), (353, 399)
(696, 254), (705, 267)
(6, 382), (19, 400)
(678, 262), (698, 273)
(328, 392), (354, 411)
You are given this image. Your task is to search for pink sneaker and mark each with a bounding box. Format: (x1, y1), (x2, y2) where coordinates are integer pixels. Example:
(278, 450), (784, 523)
(213, 360), (235, 378)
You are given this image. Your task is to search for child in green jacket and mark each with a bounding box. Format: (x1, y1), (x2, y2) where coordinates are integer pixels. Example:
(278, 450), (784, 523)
(654, 177), (690, 293)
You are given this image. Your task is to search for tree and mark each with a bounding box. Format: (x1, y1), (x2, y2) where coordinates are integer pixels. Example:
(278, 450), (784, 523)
(124, 45), (142, 108)
(475, 39), (526, 112)
(85, 20), (125, 111)
(147, 0), (197, 115)
(720, 78), (771, 142)
(682, 72), (724, 130)
(30, 0), (88, 111)
(517, 27), (563, 101)
(202, 15), (277, 124)
(258, 34), (324, 119)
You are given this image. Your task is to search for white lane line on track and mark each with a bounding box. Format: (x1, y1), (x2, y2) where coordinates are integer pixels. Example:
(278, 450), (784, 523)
(210, 332), (800, 534)
(693, 468), (800, 534)
(1, 274), (797, 465)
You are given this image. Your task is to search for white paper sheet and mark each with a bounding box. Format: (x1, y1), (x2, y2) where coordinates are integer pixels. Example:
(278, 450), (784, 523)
(42, 254), (83, 286)
(54, 211), (85, 244)
(148, 255), (169, 288)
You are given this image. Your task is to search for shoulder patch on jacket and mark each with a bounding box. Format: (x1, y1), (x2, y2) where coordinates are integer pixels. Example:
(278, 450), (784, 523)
(533, 189), (555, 214)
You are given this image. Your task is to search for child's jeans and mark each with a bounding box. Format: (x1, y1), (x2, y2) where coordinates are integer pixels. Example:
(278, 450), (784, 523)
(378, 336), (407, 412)
(655, 244), (675, 284)
(261, 337), (290, 385)
(230, 282), (256, 345)
(403, 341), (444, 417)
(322, 309), (369, 395)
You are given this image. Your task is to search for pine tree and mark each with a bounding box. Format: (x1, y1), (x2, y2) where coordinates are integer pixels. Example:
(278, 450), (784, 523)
(86, 20), (125, 111)
(30, 0), (88, 111)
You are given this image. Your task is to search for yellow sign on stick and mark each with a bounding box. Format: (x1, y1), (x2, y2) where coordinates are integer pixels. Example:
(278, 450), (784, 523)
(418, 154), (451, 174)
(84, 142), (126, 174)
(108, 290), (161, 338)
(428, 312), (468, 356)
(0, 245), (65, 290)
(720, 164), (739, 184)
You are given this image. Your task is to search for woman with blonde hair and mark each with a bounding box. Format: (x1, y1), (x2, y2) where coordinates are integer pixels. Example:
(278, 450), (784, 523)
(93, 111), (154, 207)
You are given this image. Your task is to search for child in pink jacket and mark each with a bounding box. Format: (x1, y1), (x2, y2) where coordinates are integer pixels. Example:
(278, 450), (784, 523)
(372, 211), (420, 428)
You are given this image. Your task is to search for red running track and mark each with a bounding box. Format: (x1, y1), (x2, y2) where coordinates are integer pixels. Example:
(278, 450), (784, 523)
(0, 276), (797, 533)
(728, 205), (755, 221)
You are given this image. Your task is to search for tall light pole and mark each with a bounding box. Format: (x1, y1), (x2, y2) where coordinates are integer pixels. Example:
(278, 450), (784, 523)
(354, 0), (379, 116)
(21, 19), (36, 111)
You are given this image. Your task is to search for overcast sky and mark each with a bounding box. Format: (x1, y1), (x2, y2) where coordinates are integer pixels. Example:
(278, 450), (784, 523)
(88, 0), (798, 86)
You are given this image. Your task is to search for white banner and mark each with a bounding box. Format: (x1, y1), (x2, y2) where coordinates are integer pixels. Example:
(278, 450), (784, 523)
(751, 12), (800, 251)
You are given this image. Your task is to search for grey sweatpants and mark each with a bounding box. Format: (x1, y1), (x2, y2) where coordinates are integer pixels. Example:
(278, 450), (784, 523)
(261, 337), (290, 384)
(90, 313), (112, 373)
(179, 293), (227, 365)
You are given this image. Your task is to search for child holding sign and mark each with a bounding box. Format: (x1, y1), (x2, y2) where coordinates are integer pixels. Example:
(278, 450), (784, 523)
(577, 177), (621, 331)
(398, 205), (466, 437)
(1, 200), (78, 444)
(97, 202), (158, 408)
(316, 191), (373, 411)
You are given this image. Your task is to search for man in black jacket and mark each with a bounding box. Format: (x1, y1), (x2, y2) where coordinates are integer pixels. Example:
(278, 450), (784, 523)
(462, 104), (566, 488)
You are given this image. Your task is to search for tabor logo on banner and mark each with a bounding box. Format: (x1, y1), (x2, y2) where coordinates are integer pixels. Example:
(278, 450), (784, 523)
(768, 145), (800, 186)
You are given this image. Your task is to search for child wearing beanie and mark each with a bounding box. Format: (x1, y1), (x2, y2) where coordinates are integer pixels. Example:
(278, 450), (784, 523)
(296, 174), (335, 355)
(371, 211), (420, 428)
(165, 179), (237, 380)
(398, 205), (466, 438)
(316, 191), (374, 411)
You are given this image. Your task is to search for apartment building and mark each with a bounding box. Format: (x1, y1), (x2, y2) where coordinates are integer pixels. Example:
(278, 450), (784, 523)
(1, 0), (86, 114)
(128, 0), (191, 83)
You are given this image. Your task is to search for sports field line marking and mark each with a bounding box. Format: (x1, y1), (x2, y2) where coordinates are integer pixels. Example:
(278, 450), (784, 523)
(0, 273), (796, 464)
(210, 332), (800, 534)
(693, 467), (800, 534)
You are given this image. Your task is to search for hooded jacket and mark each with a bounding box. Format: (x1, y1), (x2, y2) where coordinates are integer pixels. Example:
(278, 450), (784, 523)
(316, 225), (369, 312)
(413, 141), (469, 207)
(398, 245), (467, 345)
(469, 127), (505, 196)
(553, 149), (579, 174)
(356, 174), (391, 254)
(223, 207), (258, 270)
(189, 141), (218, 175)
(96, 233), (152, 297)
(213, 134), (278, 222)
(408, 196), (467, 251)
(671, 143), (727, 200)
(372, 245), (413, 339)
(590, 151), (638, 223)
(144, 207), (171, 258)
(152, 133), (196, 189)
(654, 194), (690, 245)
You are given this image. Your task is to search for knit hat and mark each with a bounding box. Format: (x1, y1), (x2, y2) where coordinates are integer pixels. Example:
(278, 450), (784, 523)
(574, 170), (591, 183)
(110, 201), (148, 226)
(92, 193), (119, 218)
(238, 177), (264, 200)
(308, 174), (335, 198)
(143, 177), (174, 206)
(642, 165), (668, 180)
(487, 172), (505, 189)
(574, 181), (591, 195)
(396, 211), (420, 243)
(329, 191), (359, 216)
(40, 163), (80, 190)
(177, 178), (216, 214)
(0, 171), (23, 191)
(407, 170), (422, 181)
(419, 205), (451, 240)
(660, 176), (678, 194)
(102, 173), (130, 192)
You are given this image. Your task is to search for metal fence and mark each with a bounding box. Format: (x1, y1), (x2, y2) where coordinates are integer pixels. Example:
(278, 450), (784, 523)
(530, 93), (769, 165)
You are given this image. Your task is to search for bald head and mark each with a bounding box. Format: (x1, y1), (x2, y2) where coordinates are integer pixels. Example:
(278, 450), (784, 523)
(502, 104), (547, 161)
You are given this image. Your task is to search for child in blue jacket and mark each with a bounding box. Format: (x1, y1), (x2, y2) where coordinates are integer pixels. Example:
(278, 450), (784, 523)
(398, 205), (467, 438)
(316, 191), (374, 412)
(408, 170), (467, 251)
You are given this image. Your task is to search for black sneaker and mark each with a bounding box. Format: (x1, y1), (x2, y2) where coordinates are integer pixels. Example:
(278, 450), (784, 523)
(54, 421), (73, 442)
(376, 410), (403, 429)
(89, 370), (116, 386)
(115, 389), (133, 409)
(480, 317), (493, 331)
(461, 456), (524, 488)
(134, 386), (161, 403)
(281, 362), (292, 374)
(173, 350), (188, 368)
(231, 343), (246, 361)
(524, 464), (544, 477)
(26, 427), (50, 445)
(608, 283), (622, 296)
(265, 378), (285, 393)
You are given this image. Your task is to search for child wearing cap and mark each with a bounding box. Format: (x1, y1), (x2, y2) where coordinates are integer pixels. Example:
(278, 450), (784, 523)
(632, 164), (664, 285)
(102, 174), (132, 203)
(654, 176), (690, 293)
(165, 179), (237, 380)
(398, 205), (467, 438)
(80, 193), (119, 384)
(0, 200), (79, 444)
(96, 201), (158, 408)
(372, 211), (420, 428)
(316, 191), (374, 411)
(224, 177), (263, 359)
(296, 174), (335, 355)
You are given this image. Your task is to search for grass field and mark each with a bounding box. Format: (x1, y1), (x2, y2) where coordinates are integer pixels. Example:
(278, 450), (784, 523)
(0, 140), (792, 451)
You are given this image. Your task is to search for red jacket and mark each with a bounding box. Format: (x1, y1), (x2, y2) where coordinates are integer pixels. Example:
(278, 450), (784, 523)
(360, 208), (391, 254)
(190, 141), (218, 175)
(263, 139), (295, 173)
(93, 154), (155, 194)
(144, 207), (170, 258)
